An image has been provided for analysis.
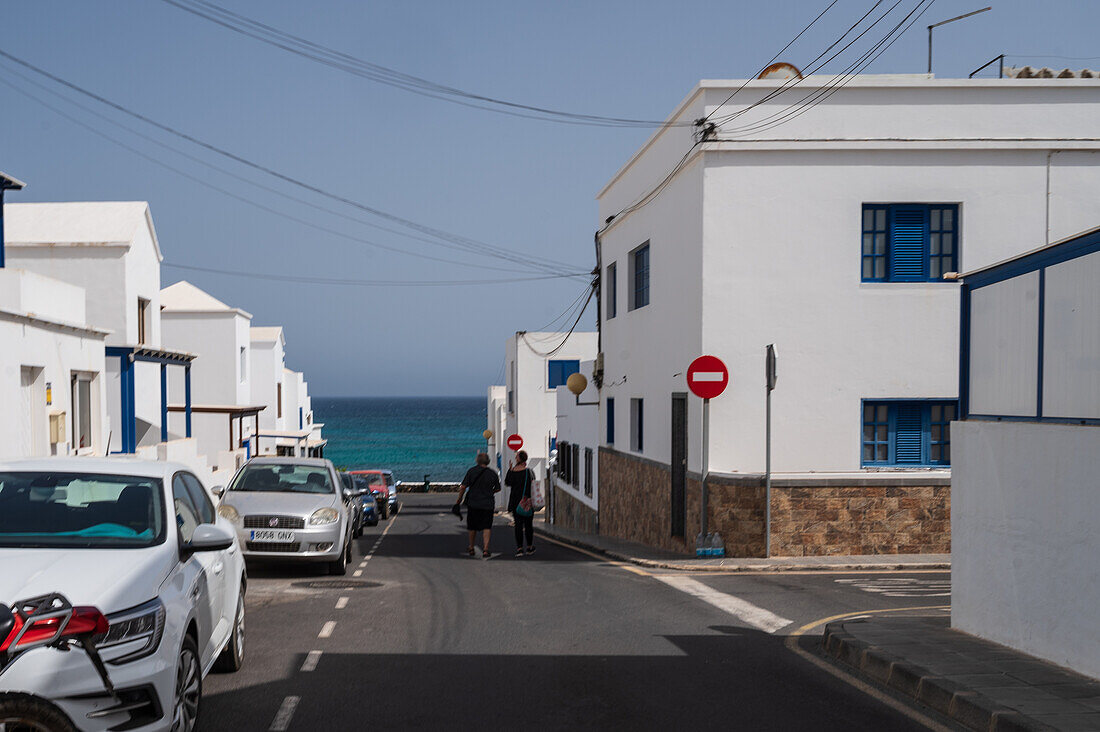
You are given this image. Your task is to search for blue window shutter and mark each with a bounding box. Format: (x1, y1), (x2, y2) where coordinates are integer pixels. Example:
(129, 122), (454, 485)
(894, 404), (923, 463)
(889, 206), (927, 281)
(606, 398), (615, 444)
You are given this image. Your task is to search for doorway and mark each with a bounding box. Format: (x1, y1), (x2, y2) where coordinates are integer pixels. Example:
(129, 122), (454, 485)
(670, 392), (687, 538)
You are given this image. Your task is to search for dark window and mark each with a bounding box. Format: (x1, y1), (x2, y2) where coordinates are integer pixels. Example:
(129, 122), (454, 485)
(137, 298), (150, 345)
(862, 401), (957, 466)
(606, 397), (615, 444)
(181, 472), (215, 525)
(277, 383), (283, 418)
(630, 244), (650, 310)
(172, 474), (201, 544)
(861, 204), (958, 282)
(583, 448), (593, 497)
(571, 444), (580, 486)
(631, 398), (644, 452)
(548, 360), (580, 389)
(606, 262), (617, 319)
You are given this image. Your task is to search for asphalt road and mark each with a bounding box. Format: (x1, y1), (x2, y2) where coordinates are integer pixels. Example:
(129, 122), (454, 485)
(202, 494), (955, 731)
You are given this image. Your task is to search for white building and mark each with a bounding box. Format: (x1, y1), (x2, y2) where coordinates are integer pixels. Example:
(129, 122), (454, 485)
(594, 73), (1100, 556)
(953, 226), (1100, 680)
(160, 281), (264, 479)
(502, 331), (598, 481)
(0, 268), (108, 458)
(4, 202), (198, 461)
(250, 327), (287, 435)
(549, 359), (599, 533)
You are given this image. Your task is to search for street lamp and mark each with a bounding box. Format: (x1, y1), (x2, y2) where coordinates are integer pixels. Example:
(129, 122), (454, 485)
(0, 171), (27, 269)
(566, 373), (598, 406)
(928, 7), (991, 74)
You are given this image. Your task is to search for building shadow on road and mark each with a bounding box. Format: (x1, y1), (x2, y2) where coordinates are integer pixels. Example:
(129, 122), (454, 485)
(201, 627), (927, 732)
(355, 529), (593, 563)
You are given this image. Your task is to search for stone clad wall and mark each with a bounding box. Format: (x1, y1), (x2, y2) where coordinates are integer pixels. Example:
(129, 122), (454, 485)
(598, 447), (950, 557)
(551, 486), (599, 534)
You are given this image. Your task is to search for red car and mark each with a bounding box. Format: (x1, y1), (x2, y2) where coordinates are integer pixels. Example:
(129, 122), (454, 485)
(348, 470), (396, 519)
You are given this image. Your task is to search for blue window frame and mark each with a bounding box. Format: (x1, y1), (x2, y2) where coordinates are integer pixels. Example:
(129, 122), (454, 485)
(862, 400), (957, 466)
(548, 359), (580, 389)
(862, 204), (958, 282)
(606, 397), (615, 444)
(606, 262), (617, 319)
(631, 243), (650, 310)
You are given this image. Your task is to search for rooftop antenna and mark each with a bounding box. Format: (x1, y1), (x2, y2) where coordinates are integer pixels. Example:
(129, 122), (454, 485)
(928, 7), (991, 75)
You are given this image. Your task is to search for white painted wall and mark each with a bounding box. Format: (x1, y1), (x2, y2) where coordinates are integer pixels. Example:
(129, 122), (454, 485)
(953, 420), (1100, 680)
(597, 76), (1100, 475)
(250, 329), (286, 433)
(553, 360), (599, 511)
(1042, 248), (1100, 419)
(503, 331), (597, 476)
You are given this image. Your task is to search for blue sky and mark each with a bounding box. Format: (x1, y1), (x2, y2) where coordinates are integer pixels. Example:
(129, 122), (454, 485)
(2, 0), (1097, 395)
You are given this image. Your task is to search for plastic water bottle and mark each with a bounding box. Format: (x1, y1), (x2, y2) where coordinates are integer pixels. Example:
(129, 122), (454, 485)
(711, 532), (725, 558)
(695, 533), (706, 558)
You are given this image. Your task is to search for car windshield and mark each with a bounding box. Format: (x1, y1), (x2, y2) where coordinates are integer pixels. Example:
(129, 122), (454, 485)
(383, 472), (395, 485)
(358, 473), (385, 487)
(351, 476), (371, 492)
(0, 472), (165, 549)
(229, 464), (335, 494)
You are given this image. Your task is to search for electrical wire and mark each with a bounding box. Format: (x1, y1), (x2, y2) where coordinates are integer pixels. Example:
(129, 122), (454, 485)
(526, 282), (595, 336)
(0, 72), (572, 278)
(159, 0), (692, 129)
(519, 283), (595, 358)
(0, 48), (583, 277)
(162, 261), (581, 287)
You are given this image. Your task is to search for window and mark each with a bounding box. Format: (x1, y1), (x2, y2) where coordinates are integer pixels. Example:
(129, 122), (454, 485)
(240, 347), (247, 383)
(584, 448), (593, 497)
(508, 361), (515, 413)
(630, 243), (650, 310)
(606, 262), (617, 319)
(861, 400), (957, 467)
(71, 373), (92, 451)
(172, 474), (202, 544)
(862, 204), (958, 282)
(137, 298), (150, 345)
(548, 360), (580, 389)
(277, 383), (283, 418)
(181, 473), (215, 525)
(630, 398), (644, 452)
(571, 444), (580, 486)
(557, 441), (570, 482)
(606, 398), (615, 444)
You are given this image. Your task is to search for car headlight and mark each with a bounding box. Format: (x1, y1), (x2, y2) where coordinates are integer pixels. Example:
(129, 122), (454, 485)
(310, 507), (340, 525)
(217, 504), (241, 524)
(100, 598), (166, 664)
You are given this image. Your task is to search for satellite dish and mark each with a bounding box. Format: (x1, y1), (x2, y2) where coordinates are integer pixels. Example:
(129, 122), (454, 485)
(758, 62), (803, 80)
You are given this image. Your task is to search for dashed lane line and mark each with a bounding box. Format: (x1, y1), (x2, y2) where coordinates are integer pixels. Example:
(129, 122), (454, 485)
(318, 621), (336, 638)
(352, 569), (363, 577)
(335, 597), (348, 610)
(269, 696), (299, 731)
(653, 575), (792, 633)
(300, 650), (322, 672)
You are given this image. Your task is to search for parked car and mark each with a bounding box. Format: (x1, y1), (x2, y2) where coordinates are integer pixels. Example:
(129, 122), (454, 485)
(352, 474), (378, 527)
(339, 473), (366, 537)
(348, 469), (400, 519)
(218, 457), (355, 575)
(0, 458), (246, 732)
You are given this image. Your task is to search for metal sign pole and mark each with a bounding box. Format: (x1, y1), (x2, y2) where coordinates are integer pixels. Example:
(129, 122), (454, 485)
(701, 397), (710, 536)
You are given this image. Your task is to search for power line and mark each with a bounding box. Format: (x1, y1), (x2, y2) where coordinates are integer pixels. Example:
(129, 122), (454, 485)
(159, 0), (691, 130)
(163, 261), (582, 287)
(519, 283), (596, 358)
(0, 71), (563, 278)
(0, 47), (583, 277)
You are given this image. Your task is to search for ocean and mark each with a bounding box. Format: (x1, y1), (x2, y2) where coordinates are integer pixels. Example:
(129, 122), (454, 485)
(311, 397), (487, 483)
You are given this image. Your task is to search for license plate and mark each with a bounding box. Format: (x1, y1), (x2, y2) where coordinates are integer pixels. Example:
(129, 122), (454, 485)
(249, 529), (295, 542)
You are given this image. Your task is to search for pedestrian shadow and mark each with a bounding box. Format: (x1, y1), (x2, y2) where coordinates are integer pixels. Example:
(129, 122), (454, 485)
(201, 628), (926, 732)
(357, 531), (593, 563)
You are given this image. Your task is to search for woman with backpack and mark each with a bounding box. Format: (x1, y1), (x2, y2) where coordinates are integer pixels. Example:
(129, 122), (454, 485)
(506, 450), (537, 557)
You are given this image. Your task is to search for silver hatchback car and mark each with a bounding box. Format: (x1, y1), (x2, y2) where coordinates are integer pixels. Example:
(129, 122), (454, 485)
(216, 457), (356, 575)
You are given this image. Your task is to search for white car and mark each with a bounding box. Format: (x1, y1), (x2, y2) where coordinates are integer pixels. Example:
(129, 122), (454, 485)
(0, 458), (246, 732)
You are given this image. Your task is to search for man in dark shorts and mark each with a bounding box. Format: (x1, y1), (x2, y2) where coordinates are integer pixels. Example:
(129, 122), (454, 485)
(456, 453), (501, 558)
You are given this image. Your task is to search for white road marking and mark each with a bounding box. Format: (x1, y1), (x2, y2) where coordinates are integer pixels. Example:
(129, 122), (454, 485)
(269, 696), (299, 731)
(359, 561), (368, 568)
(835, 577), (950, 598)
(300, 650), (322, 672)
(318, 621), (336, 638)
(335, 597), (349, 610)
(352, 569), (363, 577)
(655, 575), (792, 633)
(691, 371), (725, 382)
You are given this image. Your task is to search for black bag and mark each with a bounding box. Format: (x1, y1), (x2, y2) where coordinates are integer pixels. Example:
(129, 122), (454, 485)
(451, 503), (463, 518)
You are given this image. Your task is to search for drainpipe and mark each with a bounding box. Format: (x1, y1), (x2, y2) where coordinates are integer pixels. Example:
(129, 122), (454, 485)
(593, 230), (603, 388)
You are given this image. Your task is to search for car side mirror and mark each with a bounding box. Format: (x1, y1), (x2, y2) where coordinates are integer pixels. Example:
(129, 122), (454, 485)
(183, 523), (234, 557)
(211, 485), (226, 499)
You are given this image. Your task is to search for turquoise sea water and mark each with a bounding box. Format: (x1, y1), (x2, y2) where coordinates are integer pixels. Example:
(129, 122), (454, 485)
(311, 397), (487, 482)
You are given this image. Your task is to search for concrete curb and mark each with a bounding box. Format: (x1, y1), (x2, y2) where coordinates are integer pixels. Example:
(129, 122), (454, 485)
(533, 525), (950, 573)
(822, 622), (1058, 732)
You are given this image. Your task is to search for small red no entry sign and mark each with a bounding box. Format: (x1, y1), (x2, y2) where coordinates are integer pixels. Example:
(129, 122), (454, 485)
(687, 355), (729, 400)
(506, 434), (524, 450)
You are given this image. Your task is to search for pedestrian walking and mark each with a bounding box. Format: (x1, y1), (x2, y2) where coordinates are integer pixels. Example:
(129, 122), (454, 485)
(506, 450), (537, 557)
(455, 453), (501, 558)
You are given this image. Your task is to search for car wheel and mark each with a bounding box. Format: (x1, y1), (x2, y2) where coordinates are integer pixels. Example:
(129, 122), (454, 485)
(329, 543), (348, 576)
(379, 502), (390, 520)
(0, 693), (77, 732)
(214, 587), (245, 673)
(173, 634), (202, 732)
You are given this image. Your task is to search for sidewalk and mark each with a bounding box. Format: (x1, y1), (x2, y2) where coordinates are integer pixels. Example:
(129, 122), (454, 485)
(533, 518), (950, 572)
(823, 616), (1100, 731)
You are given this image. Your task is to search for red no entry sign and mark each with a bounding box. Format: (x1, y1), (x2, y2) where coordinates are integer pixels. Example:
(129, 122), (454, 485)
(687, 355), (729, 400)
(506, 434), (524, 450)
